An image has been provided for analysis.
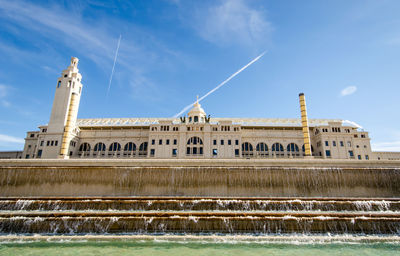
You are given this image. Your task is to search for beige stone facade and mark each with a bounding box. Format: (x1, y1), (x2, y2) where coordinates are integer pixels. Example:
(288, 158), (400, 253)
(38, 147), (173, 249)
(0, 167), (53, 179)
(0, 151), (22, 159)
(22, 57), (400, 161)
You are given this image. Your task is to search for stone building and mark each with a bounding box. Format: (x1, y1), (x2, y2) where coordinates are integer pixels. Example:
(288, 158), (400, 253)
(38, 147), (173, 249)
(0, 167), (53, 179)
(22, 57), (400, 160)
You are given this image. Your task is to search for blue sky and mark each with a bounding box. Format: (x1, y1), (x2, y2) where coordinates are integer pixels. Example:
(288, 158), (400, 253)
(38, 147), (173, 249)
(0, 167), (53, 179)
(0, 0), (399, 151)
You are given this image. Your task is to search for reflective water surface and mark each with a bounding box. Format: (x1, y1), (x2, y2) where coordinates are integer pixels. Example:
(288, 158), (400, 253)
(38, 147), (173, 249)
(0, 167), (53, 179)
(1, 235), (400, 256)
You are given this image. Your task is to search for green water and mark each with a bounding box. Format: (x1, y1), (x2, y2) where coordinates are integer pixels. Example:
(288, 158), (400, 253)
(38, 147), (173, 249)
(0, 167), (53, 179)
(1, 238), (400, 256)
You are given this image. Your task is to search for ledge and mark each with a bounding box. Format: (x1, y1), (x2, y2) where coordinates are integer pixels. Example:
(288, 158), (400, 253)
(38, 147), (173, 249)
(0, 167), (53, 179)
(1, 158), (400, 168)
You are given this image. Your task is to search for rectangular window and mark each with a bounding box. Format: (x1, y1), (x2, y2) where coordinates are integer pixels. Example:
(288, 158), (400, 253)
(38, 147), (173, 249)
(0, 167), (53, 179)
(166, 139), (170, 145)
(57, 81), (61, 88)
(325, 141), (329, 146)
(235, 140), (239, 145)
(332, 141), (336, 147)
(51, 141), (54, 146)
(172, 149), (177, 156)
(150, 149), (155, 156)
(37, 150), (42, 158)
(186, 147), (190, 155)
(152, 139), (155, 145)
(47, 141), (50, 146)
(213, 149), (218, 156)
(200, 147), (203, 155)
(25, 154), (30, 159)
(159, 139), (162, 145)
(193, 147), (197, 154)
(228, 140), (231, 145)
(220, 140), (224, 145)
(55, 141), (58, 146)
(365, 155), (369, 160)
(213, 140), (217, 145)
(340, 141), (344, 147)
(349, 150), (354, 157)
(325, 150), (331, 157)
(347, 141), (351, 147)
(173, 139), (177, 145)
(235, 149), (239, 157)
(358, 155), (362, 160)
(40, 141), (44, 146)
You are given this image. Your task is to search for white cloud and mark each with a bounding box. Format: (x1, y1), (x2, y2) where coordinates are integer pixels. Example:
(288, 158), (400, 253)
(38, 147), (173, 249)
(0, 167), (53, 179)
(0, 1), (114, 65)
(0, 84), (11, 107)
(0, 84), (6, 98)
(0, 0), (185, 102)
(372, 141), (400, 152)
(190, 0), (272, 47)
(340, 86), (357, 96)
(0, 134), (24, 144)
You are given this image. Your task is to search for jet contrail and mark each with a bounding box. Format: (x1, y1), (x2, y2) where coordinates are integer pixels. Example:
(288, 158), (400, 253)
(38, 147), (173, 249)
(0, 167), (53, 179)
(173, 51), (267, 118)
(106, 34), (122, 97)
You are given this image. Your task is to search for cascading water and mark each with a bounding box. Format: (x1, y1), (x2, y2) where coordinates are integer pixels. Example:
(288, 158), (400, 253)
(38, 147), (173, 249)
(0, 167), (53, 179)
(0, 165), (400, 235)
(1, 197), (400, 235)
(1, 166), (400, 197)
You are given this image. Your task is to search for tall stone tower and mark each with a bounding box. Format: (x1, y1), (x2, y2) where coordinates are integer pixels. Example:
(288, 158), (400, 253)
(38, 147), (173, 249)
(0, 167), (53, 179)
(44, 57), (83, 159)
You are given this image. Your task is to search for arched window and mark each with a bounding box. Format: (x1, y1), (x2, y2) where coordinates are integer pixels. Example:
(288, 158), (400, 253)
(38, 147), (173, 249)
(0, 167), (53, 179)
(287, 143), (300, 157)
(186, 136), (203, 156)
(94, 142), (106, 152)
(123, 142), (136, 157)
(287, 143), (299, 152)
(79, 142), (91, 152)
(256, 142), (268, 157)
(124, 142), (136, 151)
(93, 142), (106, 157)
(241, 142), (254, 157)
(187, 136), (203, 145)
(138, 142), (148, 157)
(272, 143), (284, 152)
(272, 142), (284, 157)
(109, 142), (121, 151)
(78, 142), (91, 157)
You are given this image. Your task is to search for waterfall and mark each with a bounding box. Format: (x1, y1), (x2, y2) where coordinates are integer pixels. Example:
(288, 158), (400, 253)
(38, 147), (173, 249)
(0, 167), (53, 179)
(1, 167), (399, 197)
(1, 197), (399, 235)
(0, 166), (399, 235)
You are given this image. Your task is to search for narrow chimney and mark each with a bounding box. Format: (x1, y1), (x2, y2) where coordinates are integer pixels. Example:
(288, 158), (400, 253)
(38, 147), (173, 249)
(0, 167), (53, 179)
(299, 93), (312, 157)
